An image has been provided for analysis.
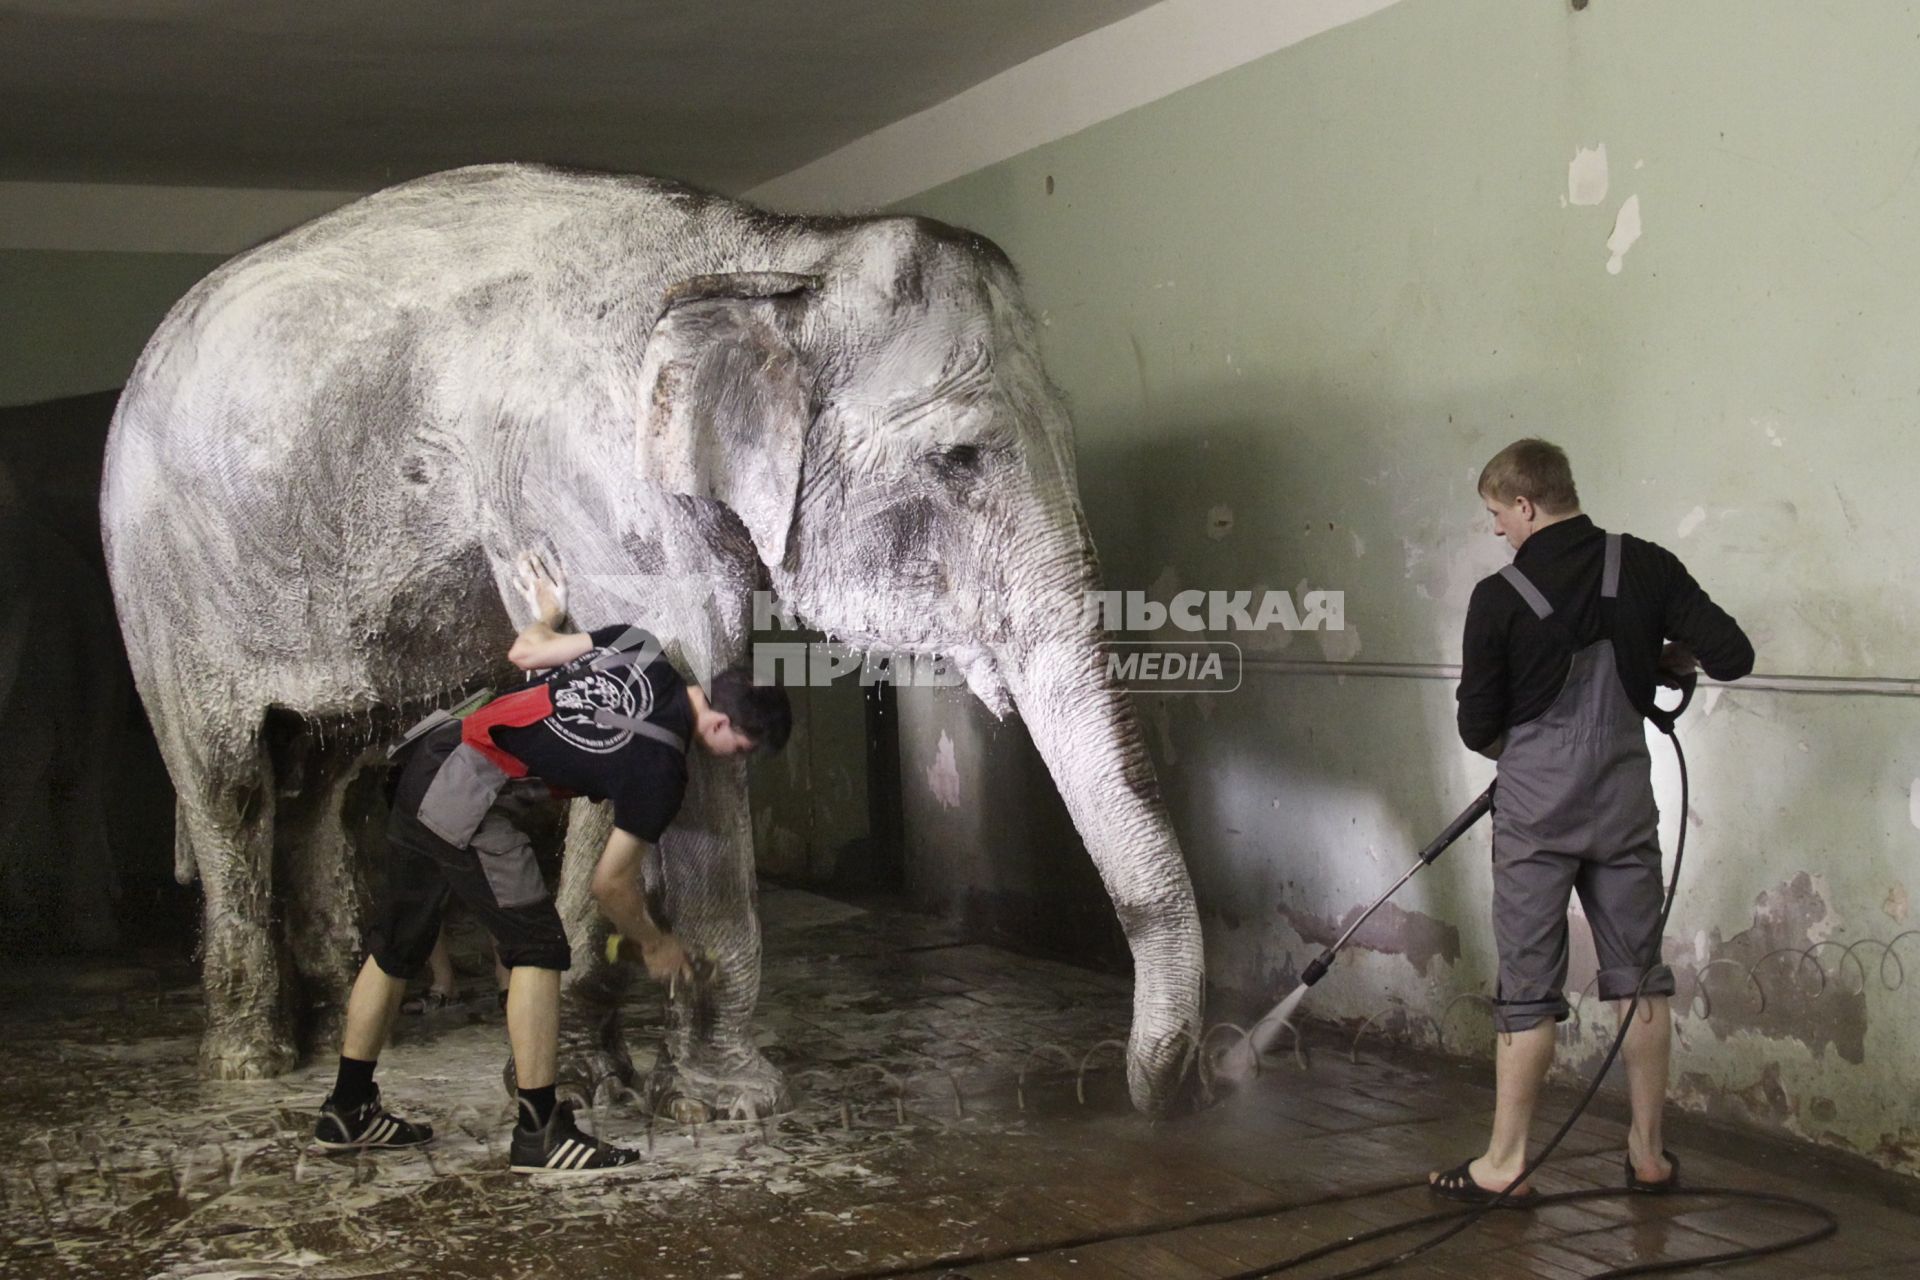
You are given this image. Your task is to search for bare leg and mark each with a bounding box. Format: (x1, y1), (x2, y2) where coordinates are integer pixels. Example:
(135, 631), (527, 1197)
(1615, 996), (1674, 1181)
(341, 955), (407, 1061)
(506, 967), (560, 1089)
(1433, 1022), (1555, 1193)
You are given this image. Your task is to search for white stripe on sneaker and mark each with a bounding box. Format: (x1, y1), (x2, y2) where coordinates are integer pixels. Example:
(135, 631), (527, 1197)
(568, 1143), (593, 1170)
(370, 1118), (394, 1145)
(550, 1139), (576, 1169)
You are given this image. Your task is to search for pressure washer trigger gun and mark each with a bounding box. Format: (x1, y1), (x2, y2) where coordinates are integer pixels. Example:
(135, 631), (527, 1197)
(1648, 667), (1699, 737)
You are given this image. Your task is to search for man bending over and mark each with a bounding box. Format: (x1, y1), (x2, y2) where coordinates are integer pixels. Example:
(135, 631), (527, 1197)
(313, 553), (791, 1176)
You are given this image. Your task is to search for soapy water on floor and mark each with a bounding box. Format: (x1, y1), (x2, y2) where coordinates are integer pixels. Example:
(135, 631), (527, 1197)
(1, 889), (1156, 1279)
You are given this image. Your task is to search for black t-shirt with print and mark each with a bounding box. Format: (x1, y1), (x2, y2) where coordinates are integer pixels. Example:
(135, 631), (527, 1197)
(491, 626), (693, 842)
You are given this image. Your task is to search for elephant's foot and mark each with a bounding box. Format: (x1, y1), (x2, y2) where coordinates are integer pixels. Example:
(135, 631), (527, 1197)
(199, 1022), (296, 1081)
(644, 1046), (790, 1122)
(499, 1005), (637, 1104)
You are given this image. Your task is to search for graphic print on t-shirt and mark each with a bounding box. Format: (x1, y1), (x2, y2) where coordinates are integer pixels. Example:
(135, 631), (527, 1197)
(542, 631), (664, 755)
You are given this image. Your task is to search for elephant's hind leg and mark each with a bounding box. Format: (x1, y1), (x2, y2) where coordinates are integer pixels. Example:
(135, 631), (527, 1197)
(277, 739), (387, 1059)
(175, 737), (295, 1080)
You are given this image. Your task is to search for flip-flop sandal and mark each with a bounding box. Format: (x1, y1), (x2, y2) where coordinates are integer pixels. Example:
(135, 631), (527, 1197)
(1429, 1159), (1537, 1208)
(1626, 1149), (1681, 1194)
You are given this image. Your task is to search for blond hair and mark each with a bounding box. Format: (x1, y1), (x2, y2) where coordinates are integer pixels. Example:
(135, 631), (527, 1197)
(1477, 438), (1580, 514)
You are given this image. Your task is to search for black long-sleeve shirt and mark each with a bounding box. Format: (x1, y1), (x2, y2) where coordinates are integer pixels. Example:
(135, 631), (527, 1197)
(1456, 515), (1754, 752)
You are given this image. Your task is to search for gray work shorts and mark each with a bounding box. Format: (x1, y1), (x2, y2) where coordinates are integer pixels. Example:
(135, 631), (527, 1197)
(367, 723), (571, 978)
(1491, 835), (1676, 1033)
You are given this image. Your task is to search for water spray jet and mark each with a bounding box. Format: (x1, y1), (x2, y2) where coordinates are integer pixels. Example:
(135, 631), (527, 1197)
(1215, 783), (1495, 1086)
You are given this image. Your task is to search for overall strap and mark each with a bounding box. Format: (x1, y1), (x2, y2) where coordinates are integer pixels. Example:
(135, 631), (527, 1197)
(1602, 532), (1623, 599)
(590, 710), (688, 755)
(1499, 564), (1554, 621)
(584, 639), (684, 752)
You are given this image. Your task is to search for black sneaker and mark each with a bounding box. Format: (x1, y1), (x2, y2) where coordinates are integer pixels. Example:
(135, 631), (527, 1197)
(508, 1101), (641, 1176)
(312, 1086), (434, 1151)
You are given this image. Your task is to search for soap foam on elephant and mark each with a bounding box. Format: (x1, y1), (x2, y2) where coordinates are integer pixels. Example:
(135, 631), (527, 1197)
(102, 163), (1204, 1115)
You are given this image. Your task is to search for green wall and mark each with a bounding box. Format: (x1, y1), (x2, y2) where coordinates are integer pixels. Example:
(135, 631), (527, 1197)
(895, 0), (1920, 1173)
(0, 250), (221, 407)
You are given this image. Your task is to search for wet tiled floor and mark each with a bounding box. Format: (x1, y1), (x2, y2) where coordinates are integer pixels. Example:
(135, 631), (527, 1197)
(3, 888), (1917, 1279)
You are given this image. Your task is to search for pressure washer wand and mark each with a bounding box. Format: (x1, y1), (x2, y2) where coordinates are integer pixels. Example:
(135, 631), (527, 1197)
(1219, 782), (1496, 1081)
(1295, 782), (1495, 989)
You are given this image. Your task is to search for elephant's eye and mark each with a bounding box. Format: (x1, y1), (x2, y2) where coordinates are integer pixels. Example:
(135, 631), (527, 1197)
(937, 444), (983, 470)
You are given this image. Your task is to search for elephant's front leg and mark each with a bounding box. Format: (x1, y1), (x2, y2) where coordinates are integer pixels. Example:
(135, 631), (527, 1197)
(648, 759), (787, 1122)
(550, 796), (640, 1097)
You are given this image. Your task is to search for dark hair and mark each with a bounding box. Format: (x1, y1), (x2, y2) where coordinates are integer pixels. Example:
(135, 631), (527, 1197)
(1478, 438), (1580, 514)
(709, 665), (793, 754)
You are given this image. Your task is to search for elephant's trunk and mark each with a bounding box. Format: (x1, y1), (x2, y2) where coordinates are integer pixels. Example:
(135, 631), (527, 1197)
(1003, 632), (1205, 1113)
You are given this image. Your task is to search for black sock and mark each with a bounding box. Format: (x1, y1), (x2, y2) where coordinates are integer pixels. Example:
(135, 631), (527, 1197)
(518, 1084), (557, 1130)
(332, 1055), (377, 1110)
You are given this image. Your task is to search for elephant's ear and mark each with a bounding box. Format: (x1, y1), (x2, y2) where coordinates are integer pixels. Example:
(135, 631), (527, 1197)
(635, 272), (821, 569)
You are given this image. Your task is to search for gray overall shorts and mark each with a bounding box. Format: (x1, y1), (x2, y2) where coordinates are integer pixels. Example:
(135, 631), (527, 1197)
(1490, 533), (1676, 1032)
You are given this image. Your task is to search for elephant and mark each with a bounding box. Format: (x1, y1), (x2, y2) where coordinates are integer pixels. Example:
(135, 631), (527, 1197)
(101, 163), (1205, 1114)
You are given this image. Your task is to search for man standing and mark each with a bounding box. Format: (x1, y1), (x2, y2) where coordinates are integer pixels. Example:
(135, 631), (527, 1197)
(313, 553), (791, 1176)
(1431, 439), (1752, 1204)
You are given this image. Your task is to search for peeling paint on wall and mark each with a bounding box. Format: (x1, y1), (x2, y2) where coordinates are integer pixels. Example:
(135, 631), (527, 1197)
(1676, 1061), (1796, 1128)
(1677, 505), (1707, 539)
(1568, 143), (1610, 206)
(1206, 504), (1234, 540)
(1684, 872), (1866, 1064)
(1606, 194), (1642, 275)
(926, 731), (961, 809)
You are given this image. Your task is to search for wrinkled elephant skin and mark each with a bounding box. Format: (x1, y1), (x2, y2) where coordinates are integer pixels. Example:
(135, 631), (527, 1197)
(102, 165), (1204, 1112)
